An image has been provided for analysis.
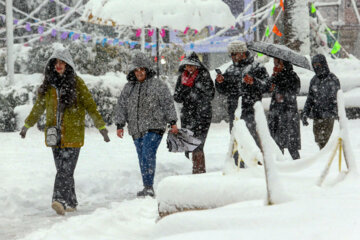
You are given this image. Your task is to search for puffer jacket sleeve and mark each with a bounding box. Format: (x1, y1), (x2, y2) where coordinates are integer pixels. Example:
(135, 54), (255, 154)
(302, 76), (316, 117)
(174, 75), (191, 103)
(77, 77), (106, 129)
(251, 64), (271, 94)
(192, 71), (215, 101)
(24, 93), (46, 128)
(114, 83), (131, 128)
(215, 67), (237, 96)
(158, 81), (178, 125)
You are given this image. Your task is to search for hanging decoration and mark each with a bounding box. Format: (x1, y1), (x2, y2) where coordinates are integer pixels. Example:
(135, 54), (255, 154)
(272, 24), (282, 37)
(148, 29), (154, 37)
(136, 29), (142, 37)
(160, 28), (166, 38)
(270, 4), (276, 16)
(311, 3), (316, 13)
(331, 41), (341, 54)
(38, 26), (44, 34)
(280, 0), (284, 11)
(183, 27), (190, 34)
(265, 26), (270, 37)
(25, 23), (32, 31)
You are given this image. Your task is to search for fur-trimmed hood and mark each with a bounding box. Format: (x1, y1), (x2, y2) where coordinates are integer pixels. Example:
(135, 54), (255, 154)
(46, 48), (75, 72)
(127, 51), (156, 81)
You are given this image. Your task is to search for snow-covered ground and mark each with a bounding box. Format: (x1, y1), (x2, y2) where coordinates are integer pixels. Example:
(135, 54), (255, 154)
(1, 56), (360, 239)
(1, 118), (360, 240)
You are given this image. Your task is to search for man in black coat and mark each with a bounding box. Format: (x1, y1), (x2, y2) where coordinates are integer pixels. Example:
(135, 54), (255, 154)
(301, 54), (341, 149)
(174, 52), (215, 174)
(215, 40), (270, 147)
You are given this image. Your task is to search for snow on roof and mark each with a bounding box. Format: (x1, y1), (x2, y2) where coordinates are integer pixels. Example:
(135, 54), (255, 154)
(81, 0), (236, 30)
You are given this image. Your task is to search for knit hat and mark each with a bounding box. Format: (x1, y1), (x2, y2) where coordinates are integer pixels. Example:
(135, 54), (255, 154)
(227, 40), (248, 54)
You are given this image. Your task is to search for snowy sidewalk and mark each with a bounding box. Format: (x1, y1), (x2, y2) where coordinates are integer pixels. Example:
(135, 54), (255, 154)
(1, 120), (360, 239)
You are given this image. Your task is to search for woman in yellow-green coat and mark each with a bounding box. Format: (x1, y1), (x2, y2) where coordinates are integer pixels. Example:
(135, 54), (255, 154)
(20, 48), (110, 215)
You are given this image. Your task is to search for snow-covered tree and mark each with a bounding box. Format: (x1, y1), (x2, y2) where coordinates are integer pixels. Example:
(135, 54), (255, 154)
(283, 0), (311, 55)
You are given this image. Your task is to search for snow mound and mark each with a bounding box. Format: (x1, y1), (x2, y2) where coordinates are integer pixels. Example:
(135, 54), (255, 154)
(82, 0), (235, 30)
(157, 172), (266, 218)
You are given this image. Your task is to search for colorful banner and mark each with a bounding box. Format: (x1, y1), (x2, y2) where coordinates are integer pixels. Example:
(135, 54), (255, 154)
(311, 3), (316, 13)
(272, 25), (282, 37)
(331, 41), (341, 54)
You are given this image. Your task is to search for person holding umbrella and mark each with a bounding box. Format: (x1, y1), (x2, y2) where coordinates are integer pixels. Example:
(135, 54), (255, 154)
(115, 51), (178, 197)
(268, 58), (301, 160)
(301, 54), (341, 149)
(174, 52), (215, 174)
(215, 40), (270, 147)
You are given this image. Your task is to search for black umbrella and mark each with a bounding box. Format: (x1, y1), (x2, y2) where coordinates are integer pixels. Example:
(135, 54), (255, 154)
(247, 41), (312, 70)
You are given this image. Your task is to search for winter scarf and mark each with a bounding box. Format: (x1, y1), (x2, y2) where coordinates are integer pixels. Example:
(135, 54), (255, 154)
(181, 70), (199, 87)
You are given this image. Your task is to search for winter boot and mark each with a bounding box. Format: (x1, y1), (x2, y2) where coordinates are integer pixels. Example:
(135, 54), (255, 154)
(65, 206), (77, 212)
(51, 201), (65, 215)
(137, 186), (155, 198)
(192, 151), (206, 174)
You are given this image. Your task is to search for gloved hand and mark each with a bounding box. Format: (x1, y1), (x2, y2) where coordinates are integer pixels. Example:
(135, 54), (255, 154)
(170, 125), (179, 134)
(215, 74), (224, 83)
(301, 113), (309, 126)
(243, 74), (254, 85)
(117, 129), (124, 138)
(99, 128), (110, 142)
(19, 126), (28, 138)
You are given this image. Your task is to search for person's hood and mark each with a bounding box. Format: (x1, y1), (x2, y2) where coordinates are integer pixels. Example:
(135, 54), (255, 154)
(127, 51), (156, 81)
(311, 54), (330, 78)
(283, 60), (294, 72)
(178, 52), (208, 73)
(45, 48), (75, 72)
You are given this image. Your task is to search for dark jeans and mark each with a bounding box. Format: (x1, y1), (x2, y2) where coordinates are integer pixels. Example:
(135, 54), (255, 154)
(52, 147), (80, 208)
(133, 132), (162, 187)
(313, 118), (335, 149)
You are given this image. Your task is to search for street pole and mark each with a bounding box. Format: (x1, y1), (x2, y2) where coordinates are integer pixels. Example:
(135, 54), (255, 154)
(6, 0), (14, 86)
(141, 27), (145, 52)
(156, 28), (160, 78)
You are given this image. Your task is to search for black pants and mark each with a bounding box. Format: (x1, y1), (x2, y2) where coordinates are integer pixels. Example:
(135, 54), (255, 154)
(313, 119), (335, 149)
(52, 147), (80, 208)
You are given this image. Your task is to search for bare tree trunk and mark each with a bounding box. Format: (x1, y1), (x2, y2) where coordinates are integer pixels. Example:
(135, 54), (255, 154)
(283, 0), (310, 54)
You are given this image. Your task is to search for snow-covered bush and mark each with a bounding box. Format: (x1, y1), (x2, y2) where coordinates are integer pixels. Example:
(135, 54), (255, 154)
(0, 95), (16, 132)
(160, 45), (185, 77)
(86, 83), (117, 127)
(9, 42), (132, 76)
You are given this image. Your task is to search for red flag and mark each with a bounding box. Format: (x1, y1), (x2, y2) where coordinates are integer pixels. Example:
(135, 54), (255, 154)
(280, 0), (285, 11)
(273, 25), (282, 37)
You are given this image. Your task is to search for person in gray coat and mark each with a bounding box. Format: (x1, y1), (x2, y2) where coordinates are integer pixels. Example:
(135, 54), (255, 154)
(115, 51), (178, 197)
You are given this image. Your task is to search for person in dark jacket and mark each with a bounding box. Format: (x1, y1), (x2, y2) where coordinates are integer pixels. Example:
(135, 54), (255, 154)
(216, 40), (270, 147)
(174, 52), (215, 174)
(115, 51), (178, 197)
(268, 58), (301, 160)
(301, 54), (340, 149)
(19, 48), (110, 215)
